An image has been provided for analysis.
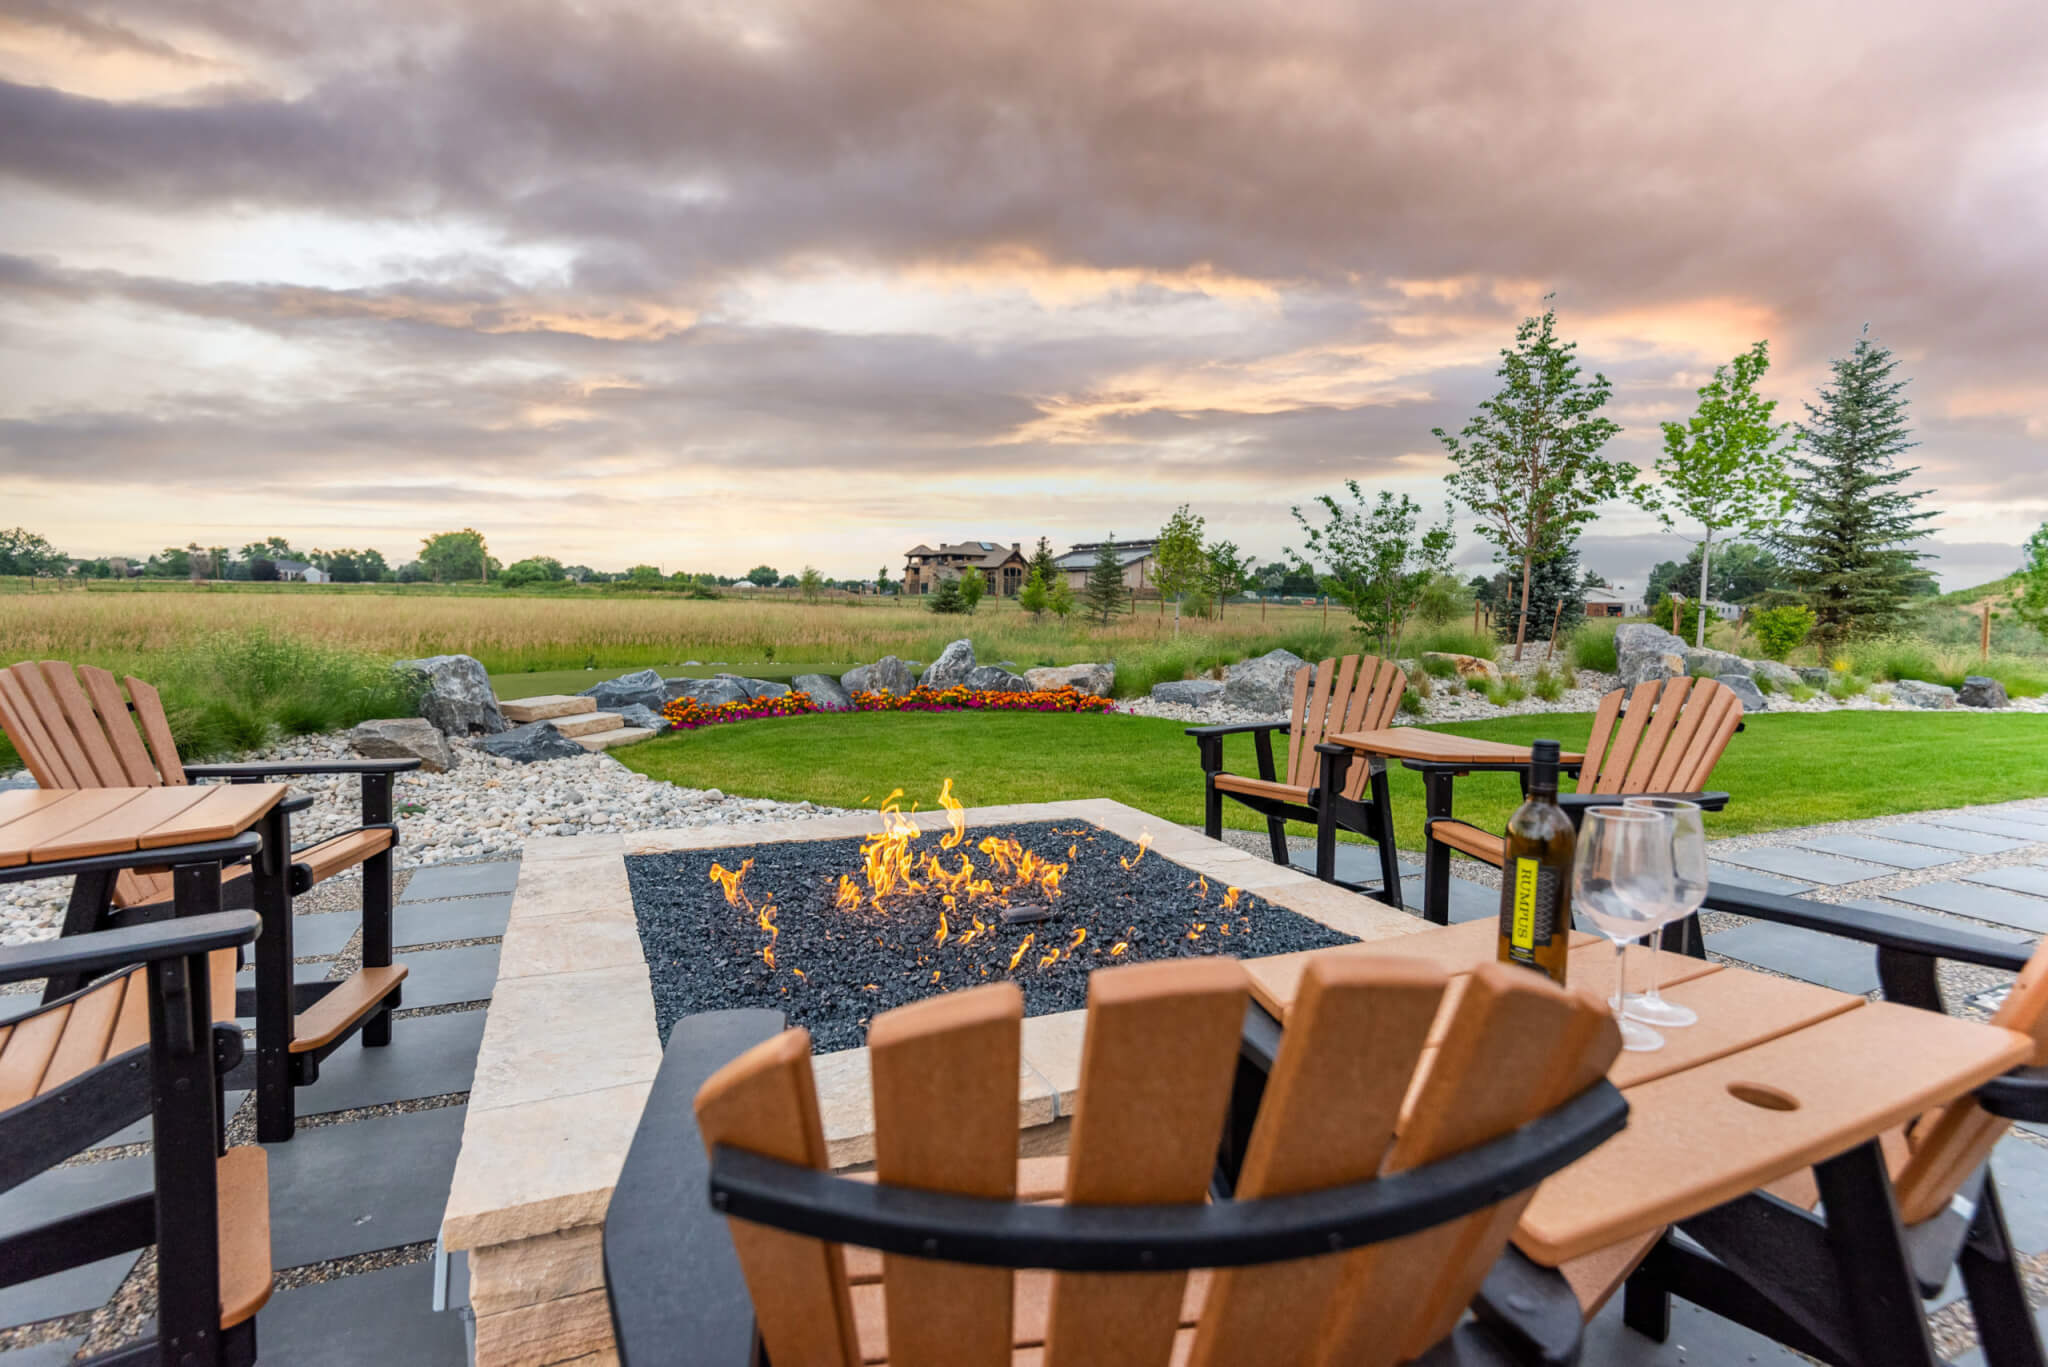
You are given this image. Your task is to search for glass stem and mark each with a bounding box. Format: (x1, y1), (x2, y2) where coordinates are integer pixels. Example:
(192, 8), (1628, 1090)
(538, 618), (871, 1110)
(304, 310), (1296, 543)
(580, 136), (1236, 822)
(1644, 927), (1664, 1002)
(1611, 938), (1626, 1018)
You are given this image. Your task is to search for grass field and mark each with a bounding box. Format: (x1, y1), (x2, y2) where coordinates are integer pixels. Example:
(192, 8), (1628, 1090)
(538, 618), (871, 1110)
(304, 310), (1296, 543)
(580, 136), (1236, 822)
(618, 709), (2048, 849)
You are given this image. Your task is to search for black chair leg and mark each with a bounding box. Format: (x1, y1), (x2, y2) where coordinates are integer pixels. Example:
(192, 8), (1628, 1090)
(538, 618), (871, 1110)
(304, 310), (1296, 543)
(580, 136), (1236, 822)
(1370, 765), (1404, 911)
(1204, 778), (1223, 842)
(251, 805), (297, 1144)
(1622, 1263), (1672, 1343)
(1422, 771), (1455, 925)
(1959, 1174), (2047, 1367)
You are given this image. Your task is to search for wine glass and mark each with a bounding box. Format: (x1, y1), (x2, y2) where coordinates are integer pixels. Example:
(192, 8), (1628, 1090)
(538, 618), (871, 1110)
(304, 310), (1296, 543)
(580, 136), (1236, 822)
(1573, 806), (1671, 1053)
(1622, 797), (1708, 1028)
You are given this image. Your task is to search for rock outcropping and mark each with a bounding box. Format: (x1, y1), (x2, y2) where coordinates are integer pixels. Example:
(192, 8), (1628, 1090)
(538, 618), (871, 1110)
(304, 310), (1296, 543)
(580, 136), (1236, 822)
(1960, 676), (2010, 709)
(791, 673), (854, 709)
(1022, 663), (1115, 697)
(1152, 679), (1225, 706)
(396, 654), (507, 736)
(347, 718), (455, 773)
(842, 656), (916, 697)
(920, 640), (978, 690)
(479, 721), (586, 763)
(1223, 649), (1308, 713)
(579, 669), (666, 711)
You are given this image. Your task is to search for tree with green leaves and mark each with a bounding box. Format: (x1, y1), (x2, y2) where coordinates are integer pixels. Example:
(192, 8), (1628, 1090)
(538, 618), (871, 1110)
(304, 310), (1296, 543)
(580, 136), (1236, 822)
(1019, 567), (1051, 618)
(1082, 537), (1128, 624)
(927, 574), (967, 614)
(500, 556), (566, 588)
(876, 566), (892, 596)
(1288, 484), (1455, 658)
(1642, 341), (1797, 645)
(419, 529), (492, 584)
(1643, 541), (1788, 607)
(1150, 505), (1208, 634)
(1029, 537), (1060, 592)
(2014, 524), (2048, 643)
(746, 564), (779, 587)
(798, 565), (824, 602)
(1049, 577), (1076, 619)
(1201, 540), (1250, 618)
(958, 567), (985, 613)
(1434, 301), (1629, 658)
(1776, 329), (1937, 648)
(0, 527), (65, 576)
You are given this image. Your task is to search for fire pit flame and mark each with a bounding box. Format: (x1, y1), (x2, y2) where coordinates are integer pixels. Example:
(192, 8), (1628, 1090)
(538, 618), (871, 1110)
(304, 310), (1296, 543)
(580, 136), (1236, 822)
(1120, 831), (1152, 870)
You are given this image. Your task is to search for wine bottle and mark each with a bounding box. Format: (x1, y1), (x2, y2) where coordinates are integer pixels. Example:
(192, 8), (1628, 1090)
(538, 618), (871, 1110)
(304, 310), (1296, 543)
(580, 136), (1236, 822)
(1496, 739), (1573, 985)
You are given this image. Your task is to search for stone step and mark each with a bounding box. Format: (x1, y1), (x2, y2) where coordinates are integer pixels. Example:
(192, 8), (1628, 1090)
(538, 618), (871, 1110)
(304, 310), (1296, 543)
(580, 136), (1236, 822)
(499, 694), (598, 723)
(551, 711), (627, 738)
(574, 726), (659, 752)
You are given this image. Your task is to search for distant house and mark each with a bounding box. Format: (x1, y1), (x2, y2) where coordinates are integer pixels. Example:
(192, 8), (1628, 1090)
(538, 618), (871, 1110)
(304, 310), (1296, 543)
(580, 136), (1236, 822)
(1052, 539), (1157, 593)
(902, 540), (1031, 597)
(273, 560), (329, 584)
(1583, 587), (1631, 618)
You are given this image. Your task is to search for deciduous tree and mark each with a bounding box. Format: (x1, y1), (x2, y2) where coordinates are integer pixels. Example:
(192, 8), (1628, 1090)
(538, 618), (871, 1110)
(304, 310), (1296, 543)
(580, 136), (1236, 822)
(957, 566), (985, 613)
(1288, 484), (1455, 658)
(746, 564), (779, 587)
(0, 527), (65, 576)
(2014, 524), (2048, 643)
(798, 565), (824, 602)
(1201, 540), (1250, 618)
(1150, 505), (1207, 634)
(419, 529), (492, 584)
(1019, 567), (1051, 618)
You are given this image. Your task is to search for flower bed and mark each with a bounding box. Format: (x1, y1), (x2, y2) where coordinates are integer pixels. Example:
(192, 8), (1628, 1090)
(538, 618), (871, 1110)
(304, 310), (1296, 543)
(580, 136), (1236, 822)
(659, 684), (1114, 731)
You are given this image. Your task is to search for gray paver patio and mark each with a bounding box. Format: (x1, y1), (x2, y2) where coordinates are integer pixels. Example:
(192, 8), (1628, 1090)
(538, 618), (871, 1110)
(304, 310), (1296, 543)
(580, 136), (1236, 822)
(264, 1103), (469, 1267)
(1705, 861), (1814, 896)
(0, 1337), (85, 1367)
(1871, 822), (2027, 855)
(1969, 865), (2048, 898)
(1794, 832), (1966, 869)
(1709, 845), (1890, 885)
(257, 1258), (466, 1366)
(297, 1010), (485, 1116)
(400, 861), (521, 902)
(393, 943), (502, 1009)
(0, 1158), (149, 1330)
(395, 891), (513, 946)
(1705, 921), (1887, 995)
(288, 911), (360, 959)
(1927, 813), (2048, 841)
(1884, 881), (2048, 935)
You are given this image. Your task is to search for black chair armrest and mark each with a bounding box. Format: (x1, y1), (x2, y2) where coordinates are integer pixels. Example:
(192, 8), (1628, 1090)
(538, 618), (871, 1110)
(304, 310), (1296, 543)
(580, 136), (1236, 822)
(1558, 792), (1731, 828)
(604, 1008), (787, 1367)
(1699, 885), (2032, 973)
(184, 758), (422, 778)
(1184, 722), (1290, 739)
(1978, 1067), (2048, 1124)
(1401, 758), (1586, 777)
(279, 793), (316, 817)
(0, 910), (261, 987)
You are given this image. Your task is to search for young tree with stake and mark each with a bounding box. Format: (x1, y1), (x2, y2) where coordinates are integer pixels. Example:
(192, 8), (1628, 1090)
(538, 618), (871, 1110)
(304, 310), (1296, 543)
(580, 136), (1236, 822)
(1150, 505), (1207, 634)
(1288, 485), (1455, 659)
(1643, 340), (1797, 646)
(1435, 302), (1629, 659)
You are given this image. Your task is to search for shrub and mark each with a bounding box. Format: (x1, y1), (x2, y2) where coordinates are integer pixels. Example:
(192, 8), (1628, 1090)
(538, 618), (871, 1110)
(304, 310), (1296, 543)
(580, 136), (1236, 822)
(1565, 621), (1619, 674)
(1789, 684), (1818, 702)
(1827, 670), (1871, 701)
(1398, 690), (1425, 716)
(1406, 669), (1433, 700)
(1485, 676), (1528, 706)
(1421, 656), (1460, 680)
(1750, 604), (1814, 660)
(1405, 625), (1498, 660)
(157, 628), (423, 759)
(1530, 667), (1565, 702)
(1751, 672), (1776, 695)
(927, 577), (967, 614)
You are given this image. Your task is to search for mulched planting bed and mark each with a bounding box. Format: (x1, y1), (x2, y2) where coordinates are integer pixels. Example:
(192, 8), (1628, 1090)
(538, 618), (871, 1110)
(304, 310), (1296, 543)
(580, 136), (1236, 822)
(627, 820), (1355, 1051)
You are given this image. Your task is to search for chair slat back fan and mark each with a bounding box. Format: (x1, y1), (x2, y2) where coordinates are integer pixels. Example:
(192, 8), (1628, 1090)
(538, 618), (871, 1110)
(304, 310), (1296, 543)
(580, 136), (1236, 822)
(689, 955), (1621, 1367)
(1192, 656), (1408, 903)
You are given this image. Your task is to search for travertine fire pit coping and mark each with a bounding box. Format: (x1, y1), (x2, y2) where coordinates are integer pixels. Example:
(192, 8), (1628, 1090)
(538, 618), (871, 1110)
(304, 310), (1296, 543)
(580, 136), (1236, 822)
(442, 797), (1426, 1258)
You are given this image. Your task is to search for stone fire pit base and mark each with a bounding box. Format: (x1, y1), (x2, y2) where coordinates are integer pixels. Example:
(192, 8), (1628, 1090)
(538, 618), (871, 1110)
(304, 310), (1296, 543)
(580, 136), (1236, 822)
(440, 799), (1428, 1365)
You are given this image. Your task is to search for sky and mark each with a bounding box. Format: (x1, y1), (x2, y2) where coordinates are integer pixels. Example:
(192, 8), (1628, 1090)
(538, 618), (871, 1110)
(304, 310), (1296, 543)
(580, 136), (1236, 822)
(2, 0), (2045, 591)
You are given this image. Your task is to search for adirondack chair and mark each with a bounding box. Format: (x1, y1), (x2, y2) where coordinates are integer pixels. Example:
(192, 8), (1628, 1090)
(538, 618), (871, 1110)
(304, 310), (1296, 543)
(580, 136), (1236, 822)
(1415, 677), (1742, 924)
(604, 954), (1629, 1366)
(1188, 655), (1407, 905)
(0, 836), (272, 1366)
(0, 660), (417, 1142)
(1605, 882), (2048, 1365)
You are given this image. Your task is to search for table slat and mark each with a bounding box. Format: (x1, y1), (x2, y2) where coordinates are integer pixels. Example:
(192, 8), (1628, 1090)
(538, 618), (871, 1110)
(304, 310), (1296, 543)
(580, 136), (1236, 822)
(137, 784), (284, 849)
(1514, 1002), (2031, 1264)
(0, 791), (148, 866)
(1605, 969), (1863, 1091)
(31, 787), (216, 863)
(0, 790), (76, 837)
(1328, 728), (1585, 766)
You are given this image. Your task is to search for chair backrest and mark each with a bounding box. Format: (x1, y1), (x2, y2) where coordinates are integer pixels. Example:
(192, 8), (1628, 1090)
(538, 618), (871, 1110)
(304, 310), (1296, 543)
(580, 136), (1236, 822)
(1286, 656), (1406, 797)
(1574, 676), (1741, 795)
(1893, 933), (2048, 1225)
(696, 955), (1620, 1367)
(0, 661), (187, 906)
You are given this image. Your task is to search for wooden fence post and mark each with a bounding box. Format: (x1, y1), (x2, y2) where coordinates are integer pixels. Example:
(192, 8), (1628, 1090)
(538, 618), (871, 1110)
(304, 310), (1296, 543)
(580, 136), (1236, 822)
(1545, 598), (1564, 662)
(1322, 597), (1329, 629)
(1983, 602), (1992, 660)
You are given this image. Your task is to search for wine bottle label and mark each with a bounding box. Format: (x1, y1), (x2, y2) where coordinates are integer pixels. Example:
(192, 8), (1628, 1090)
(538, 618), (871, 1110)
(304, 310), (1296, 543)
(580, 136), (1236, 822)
(1504, 856), (1561, 967)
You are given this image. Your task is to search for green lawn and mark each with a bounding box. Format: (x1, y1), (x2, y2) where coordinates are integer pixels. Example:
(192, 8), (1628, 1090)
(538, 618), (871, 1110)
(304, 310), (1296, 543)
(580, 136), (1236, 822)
(617, 710), (2048, 850)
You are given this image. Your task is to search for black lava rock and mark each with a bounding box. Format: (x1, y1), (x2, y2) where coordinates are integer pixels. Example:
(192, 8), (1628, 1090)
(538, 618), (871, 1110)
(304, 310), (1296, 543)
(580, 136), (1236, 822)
(627, 821), (1354, 1052)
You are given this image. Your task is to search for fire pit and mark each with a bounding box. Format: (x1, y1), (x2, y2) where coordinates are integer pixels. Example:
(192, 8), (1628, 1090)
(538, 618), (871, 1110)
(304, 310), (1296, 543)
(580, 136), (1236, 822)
(627, 787), (1354, 1051)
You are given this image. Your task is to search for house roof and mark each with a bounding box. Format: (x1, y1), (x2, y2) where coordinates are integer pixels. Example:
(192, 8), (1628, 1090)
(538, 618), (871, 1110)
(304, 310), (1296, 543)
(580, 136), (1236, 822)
(1583, 587), (1630, 603)
(1052, 547), (1151, 570)
(906, 540), (1026, 567)
(273, 559), (313, 573)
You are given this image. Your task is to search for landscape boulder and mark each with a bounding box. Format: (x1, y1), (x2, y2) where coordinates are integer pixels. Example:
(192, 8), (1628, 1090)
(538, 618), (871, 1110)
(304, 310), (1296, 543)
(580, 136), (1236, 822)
(1797, 667), (1835, 688)
(396, 654), (507, 736)
(1421, 652), (1502, 685)
(1717, 674), (1768, 712)
(717, 674), (789, 700)
(613, 703), (668, 732)
(479, 721), (585, 763)
(1151, 679), (1225, 707)
(1684, 648), (1752, 678)
(964, 665), (1029, 693)
(1223, 649), (1308, 713)
(921, 639), (978, 689)
(1959, 676), (2011, 709)
(664, 677), (749, 708)
(791, 673), (854, 710)
(1619, 651), (1686, 689)
(1891, 679), (1958, 710)
(1749, 660), (1801, 691)
(1614, 623), (1687, 658)
(842, 656), (916, 697)
(347, 718), (455, 773)
(1023, 663), (1115, 698)
(580, 668), (666, 711)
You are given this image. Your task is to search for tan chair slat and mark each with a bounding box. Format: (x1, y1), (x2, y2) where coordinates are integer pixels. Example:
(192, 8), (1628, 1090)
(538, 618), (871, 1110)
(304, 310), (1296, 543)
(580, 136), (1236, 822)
(1641, 679), (1713, 792)
(36, 664), (129, 788)
(1576, 688), (1628, 792)
(7, 664), (97, 791)
(1895, 932), (2048, 1224)
(106, 967), (152, 1058)
(124, 676), (186, 786)
(113, 868), (176, 910)
(294, 827), (396, 885)
(40, 975), (128, 1093)
(0, 671), (68, 789)
(1671, 687), (1742, 790)
(78, 666), (163, 786)
(1373, 660), (1408, 729)
(1618, 676), (1694, 793)
(1281, 667), (1313, 792)
(1294, 657), (1357, 788)
(289, 966), (407, 1053)
(855, 1271), (1210, 1362)
(135, 784), (281, 850)
(0, 1003), (71, 1111)
(216, 1147), (276, 1328)
(32, 787), (214, 863)
(1317, 965), (1621, 1361)
(0, 790), (148, 868)
(870, 984), (1023, 1367)
(1341, 657), (1383, 734)
(695, 1028), (862, 1367)
(1286, 662), (1332, 789)
(1042, 959), (1249, 1367)
(1589, 681), (1663, 794)
(1205, 774), (1310, 805)
(1188, 956), (1447, 1367)
(1430, 820), (1504, 865)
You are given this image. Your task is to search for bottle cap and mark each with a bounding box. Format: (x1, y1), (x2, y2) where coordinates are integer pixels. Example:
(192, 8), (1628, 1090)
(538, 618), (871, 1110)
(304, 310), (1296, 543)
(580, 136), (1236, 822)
(1532, 739), (1560, 764)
